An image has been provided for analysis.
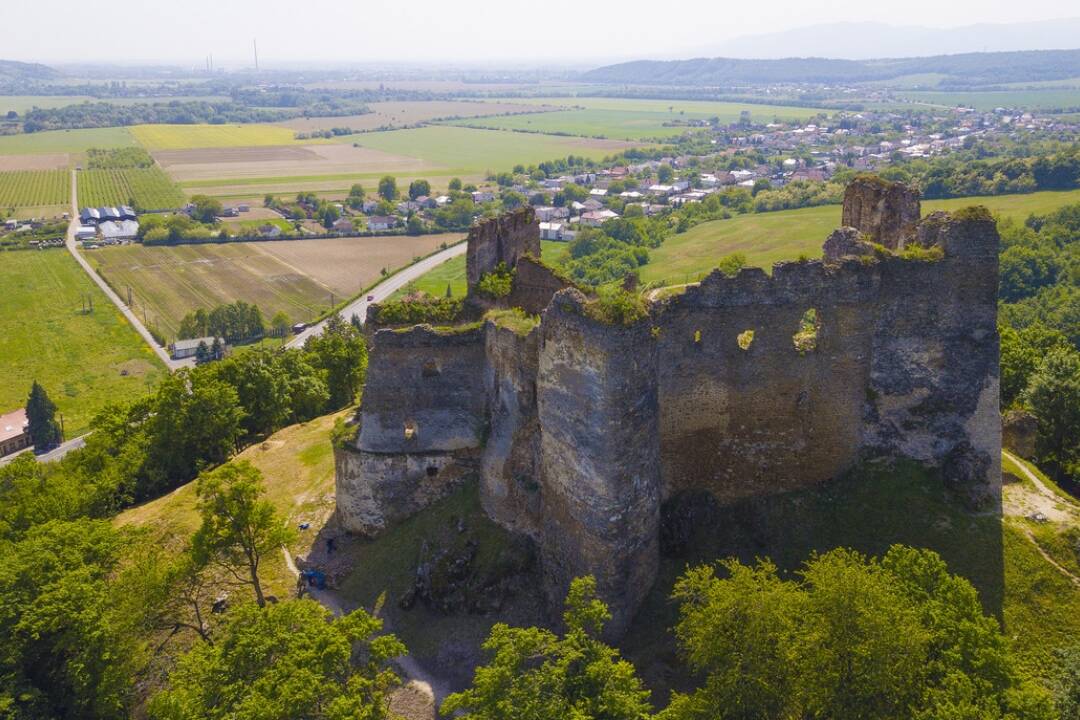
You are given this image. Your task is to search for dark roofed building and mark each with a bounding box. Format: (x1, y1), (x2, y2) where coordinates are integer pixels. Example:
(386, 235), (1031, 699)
(80, 207), (101, 224)
(120, 206), (137, 220)
(98, 207), (121, 221)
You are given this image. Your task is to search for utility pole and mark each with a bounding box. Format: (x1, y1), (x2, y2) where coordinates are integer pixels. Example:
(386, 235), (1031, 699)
(58, 413), (65, 442)
(127, 286), (132, 306)
(253, 38), (259, 71)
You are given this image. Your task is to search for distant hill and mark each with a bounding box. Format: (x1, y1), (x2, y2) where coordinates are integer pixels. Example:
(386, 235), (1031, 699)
(0, 59), (59, 82)
(582, 49), (1080, 87)
(707, 18), (1080, 60)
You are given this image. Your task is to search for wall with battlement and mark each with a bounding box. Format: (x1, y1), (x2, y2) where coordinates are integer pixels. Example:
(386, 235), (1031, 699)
(335, 183), (1001, 634)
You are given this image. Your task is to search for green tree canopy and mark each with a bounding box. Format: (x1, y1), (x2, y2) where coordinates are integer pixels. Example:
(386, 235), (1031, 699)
(409, 178), (431, 200)
(378, 175), (398, 202)
(442, 576), (652, 720)
(148, 599), (405, 720)
(25, 380), (62, 449)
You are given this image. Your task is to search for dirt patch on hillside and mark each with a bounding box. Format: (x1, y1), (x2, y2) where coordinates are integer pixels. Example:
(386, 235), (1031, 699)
(252, 234), (463, 295)
(0, 153), (70, 170)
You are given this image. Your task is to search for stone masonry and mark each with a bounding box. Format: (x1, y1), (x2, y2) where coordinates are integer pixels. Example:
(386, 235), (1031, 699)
(335, 178), (1001, 637)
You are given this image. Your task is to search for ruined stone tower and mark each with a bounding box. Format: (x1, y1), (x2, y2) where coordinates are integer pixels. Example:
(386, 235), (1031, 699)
(335, 179), (1001, 636)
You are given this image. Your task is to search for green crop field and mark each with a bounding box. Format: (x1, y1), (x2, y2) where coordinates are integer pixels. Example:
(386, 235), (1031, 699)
(87, 243), (341, 340)
(0, 95), (96, 115)
(0, 127), (137, 155)
(0, 169), (69, 208)
(0, 249), (166, 436)
(78, 167), (186, 210)
(900, 89), (1080, 111)
(348, 126), (636, 175)
(640, 188), (1080, 286)
(446, 100), (824, 140)
(492, 96), (823, 120)
(130, 123), (301, 151)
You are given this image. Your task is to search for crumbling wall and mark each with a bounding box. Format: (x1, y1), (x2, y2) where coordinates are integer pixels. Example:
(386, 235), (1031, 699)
(466, 207), (540, 288)
(481, 320), (542, 538)
(336, 324), (488, 535)
(505, 255), (575, 315)
(841, 176), (921, 249)
(864, 210), (1001, 507)
(537, 289), (661, 638)
(654, 261), (877, 504)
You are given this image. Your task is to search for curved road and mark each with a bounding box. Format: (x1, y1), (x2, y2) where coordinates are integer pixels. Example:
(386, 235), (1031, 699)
(287, 241), (467, 348)
(64, 170), (188, 370)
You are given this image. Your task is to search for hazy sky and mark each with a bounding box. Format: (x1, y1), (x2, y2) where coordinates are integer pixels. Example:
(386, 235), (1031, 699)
(5, 0), (1079, 67)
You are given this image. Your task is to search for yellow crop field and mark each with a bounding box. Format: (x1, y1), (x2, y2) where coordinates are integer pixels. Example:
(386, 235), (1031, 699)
(131, 123), (300, 151)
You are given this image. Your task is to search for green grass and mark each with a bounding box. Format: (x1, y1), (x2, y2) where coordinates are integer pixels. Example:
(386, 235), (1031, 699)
(899, 89), (1080, 111)
(393, 240), (567, 299)
(0, 249), (166, 436)
(0, 169), (69, 208)
(78, 167), (185, 210)
(640, 188), (1080, 286)
(87, 243), (338, 341)
(489, 96), (824, 121)
(0, 95), (95, 115)
(445, 100), (823, 140)
(348, 126), (635, 175)
(0, 127), (137, 155)
(130, 123), (300, 151)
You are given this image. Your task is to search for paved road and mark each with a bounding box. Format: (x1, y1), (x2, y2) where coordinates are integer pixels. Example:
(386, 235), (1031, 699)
(0, 433), (89, 467)
(64, 170), (189, 371)
(287, 240), (467, 348)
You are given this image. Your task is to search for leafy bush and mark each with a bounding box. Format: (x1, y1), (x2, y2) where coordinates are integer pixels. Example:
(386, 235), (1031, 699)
(372, 294), (464, 326)
(474, 262), (515, 299)
(583, 287), (649, 326)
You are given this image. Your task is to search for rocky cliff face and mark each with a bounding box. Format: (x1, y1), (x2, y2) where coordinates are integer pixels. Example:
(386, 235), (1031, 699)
(841, 176), (921, 249)
(537, 290), (661, 638)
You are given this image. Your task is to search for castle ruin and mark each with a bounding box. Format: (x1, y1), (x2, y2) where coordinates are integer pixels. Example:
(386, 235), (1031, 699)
(335, 180), (1001, 637)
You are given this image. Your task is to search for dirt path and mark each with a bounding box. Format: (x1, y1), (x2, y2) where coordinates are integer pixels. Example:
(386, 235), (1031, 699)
(280, 546), (448, 712)
(1002, 451), (1080, 587)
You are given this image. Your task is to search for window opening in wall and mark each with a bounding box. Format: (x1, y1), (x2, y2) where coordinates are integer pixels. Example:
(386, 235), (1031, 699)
(404, 421), (417, 440)
(737, 330), (755, 350)
(693, 329), (702, 345)
(426, 465), (439, 477)
(793, 309), (820, 353)
(422, 360), (441, 377)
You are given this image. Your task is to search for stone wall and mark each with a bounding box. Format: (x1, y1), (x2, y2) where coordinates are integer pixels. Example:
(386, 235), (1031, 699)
(537, 290), (661, 638)
(466, 207), (540, 289)
(505, 255), (575, 315)
(841, 176), (921, 249)
(480, 320), (542, 538)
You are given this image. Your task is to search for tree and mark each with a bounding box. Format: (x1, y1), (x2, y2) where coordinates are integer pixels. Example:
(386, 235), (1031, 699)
(194, 340), (210, 365)
(657, 164), (674, 183)
(191, 461), (295, 608)
(348, 183), (365, 199)
(409, 178), (431, 200)
(148, 599), (405, 720)
(0, 520), (153, 719)
(270, 310), (291, 338)
(448, 177), (463, 191)
(406, 213), (425, 235)
(662, 546), (1055, 720)
(25, 380), (61, 449)
(378, 175), (398, 202)
(1053, 645), (1080, 720)
(188, 195), (223, 223)
(304, 314), (367, 409)
(442, 576), (651, 720)
(1023, 346), (1080, 480)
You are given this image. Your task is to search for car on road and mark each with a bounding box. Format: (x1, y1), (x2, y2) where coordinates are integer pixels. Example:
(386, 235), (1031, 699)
(367, 295), (374, 301)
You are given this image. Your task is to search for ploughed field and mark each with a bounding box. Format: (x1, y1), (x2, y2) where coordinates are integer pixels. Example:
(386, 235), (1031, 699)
(87, 234), (462, 340)
(0, 249), (165, 436)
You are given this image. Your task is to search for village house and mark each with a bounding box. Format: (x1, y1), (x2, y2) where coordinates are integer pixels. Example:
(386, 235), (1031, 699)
(367, 216), (399, 231)
(0, 408), (30, 458)
(333, 217), (355, 233)
(170, 337), (227, 361)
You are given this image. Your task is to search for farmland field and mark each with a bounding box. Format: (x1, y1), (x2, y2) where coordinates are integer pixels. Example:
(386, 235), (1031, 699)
(0, 169), (69, 207)
(445, 101), (823, 140)
(899, 89), (1080, 111)
(486, 96), (824, 122)
(78, 167), (186, 210)
(88, 234), (460, 338)
(275, 100), (554, 133)
(130, 123), (301, 151)
(166, 126), (638, 200)
(0, 95), (95, 114)
(0, 249), (166, 436)
(0, 127), (137, 155)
